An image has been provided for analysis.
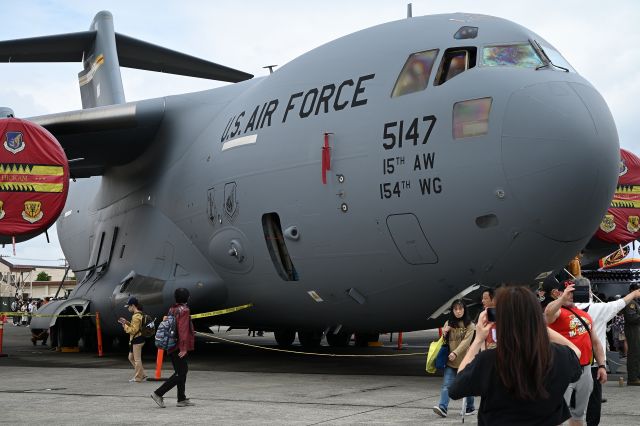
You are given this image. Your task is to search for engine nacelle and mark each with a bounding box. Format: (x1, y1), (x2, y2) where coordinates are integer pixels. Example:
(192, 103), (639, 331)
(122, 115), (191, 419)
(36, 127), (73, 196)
(0, 116), (69, 244)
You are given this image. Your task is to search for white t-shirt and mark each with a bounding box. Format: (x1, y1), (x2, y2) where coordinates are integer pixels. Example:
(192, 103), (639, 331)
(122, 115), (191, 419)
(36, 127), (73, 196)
(576, 299), (626, 363)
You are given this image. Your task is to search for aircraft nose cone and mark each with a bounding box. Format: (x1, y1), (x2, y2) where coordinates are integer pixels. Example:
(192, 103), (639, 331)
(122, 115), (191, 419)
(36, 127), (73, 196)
(501, 81), (619, 241)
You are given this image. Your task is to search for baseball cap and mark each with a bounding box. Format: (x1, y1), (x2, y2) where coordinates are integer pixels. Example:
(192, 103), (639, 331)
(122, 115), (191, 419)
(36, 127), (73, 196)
(541, 276), (566, 295)
(124, 296), (138, 307)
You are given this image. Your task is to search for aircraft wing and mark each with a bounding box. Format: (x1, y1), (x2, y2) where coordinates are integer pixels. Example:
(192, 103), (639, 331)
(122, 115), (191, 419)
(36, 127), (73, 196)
(30, 98), (165, 178)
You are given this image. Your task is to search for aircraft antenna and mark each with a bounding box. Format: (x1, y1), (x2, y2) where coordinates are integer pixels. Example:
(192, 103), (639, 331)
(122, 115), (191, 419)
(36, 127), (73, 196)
(407, 3), (413, 18)
(263, 65), (278, 74)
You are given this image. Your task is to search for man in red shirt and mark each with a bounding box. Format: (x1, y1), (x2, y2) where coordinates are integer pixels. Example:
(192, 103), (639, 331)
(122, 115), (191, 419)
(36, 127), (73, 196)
(543, 279), (607, 426)
(481, 288), (497, 350)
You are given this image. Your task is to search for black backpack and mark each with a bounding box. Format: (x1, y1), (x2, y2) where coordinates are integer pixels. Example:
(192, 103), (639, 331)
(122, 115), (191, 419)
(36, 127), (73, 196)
(139, 312), (156, 338)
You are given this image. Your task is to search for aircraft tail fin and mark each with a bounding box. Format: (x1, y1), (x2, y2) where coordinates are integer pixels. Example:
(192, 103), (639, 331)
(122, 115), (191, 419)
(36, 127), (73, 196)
(0, 11), (253, 109)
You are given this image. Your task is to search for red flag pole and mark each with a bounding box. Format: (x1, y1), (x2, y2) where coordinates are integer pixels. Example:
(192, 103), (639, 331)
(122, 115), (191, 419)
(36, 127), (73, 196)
(0, 314), (7, 357)
(95, 311), (103, 357)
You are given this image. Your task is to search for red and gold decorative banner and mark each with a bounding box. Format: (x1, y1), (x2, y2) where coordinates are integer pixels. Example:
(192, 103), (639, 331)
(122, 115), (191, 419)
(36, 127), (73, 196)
(0, 118), (69, 236)
(595, 149), (640, 244)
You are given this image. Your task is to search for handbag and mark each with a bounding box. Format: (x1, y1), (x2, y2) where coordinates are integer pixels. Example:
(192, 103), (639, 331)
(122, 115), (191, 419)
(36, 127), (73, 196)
(426, 336), (444, 373)
(435, 343), (450, 370)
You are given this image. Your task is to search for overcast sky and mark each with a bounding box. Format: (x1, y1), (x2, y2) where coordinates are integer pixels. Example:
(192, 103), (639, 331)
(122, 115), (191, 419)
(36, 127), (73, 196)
(1, 0), (638, 264)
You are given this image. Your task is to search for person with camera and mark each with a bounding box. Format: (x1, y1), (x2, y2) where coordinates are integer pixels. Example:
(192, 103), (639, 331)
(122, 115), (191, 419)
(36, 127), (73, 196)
(432, 299), (476, 418)
(575, 278), (640, 424)
(623, 283), (640, 386)
(481, 288), (497, 350)
(449, 286), (582, 425)
(542, 278), (607, 426)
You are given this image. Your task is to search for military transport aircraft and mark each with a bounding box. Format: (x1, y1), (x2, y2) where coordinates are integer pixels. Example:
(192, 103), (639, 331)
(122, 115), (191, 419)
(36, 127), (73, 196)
(0, 11), (619, 348)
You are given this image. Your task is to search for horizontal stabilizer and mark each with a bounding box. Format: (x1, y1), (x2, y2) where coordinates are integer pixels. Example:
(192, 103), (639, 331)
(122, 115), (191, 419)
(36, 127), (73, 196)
(115, 33), (253, 82)
(30, 99), (165, 178)
(0, 31), (252, 83)
(0, 31), (95, 62)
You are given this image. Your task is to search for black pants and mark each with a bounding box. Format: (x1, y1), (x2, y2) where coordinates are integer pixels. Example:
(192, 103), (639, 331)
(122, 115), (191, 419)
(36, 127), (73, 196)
(586, 366), (602, 426)
(155, 351), (188, 402)
(627, 326), (640, 381)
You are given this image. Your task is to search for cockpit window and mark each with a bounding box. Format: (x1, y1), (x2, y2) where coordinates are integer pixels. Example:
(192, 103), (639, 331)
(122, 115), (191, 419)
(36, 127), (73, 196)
(481, 44), (543, 68)
(535, 41), (576, 72)
(434, 47), (477, 86)
(391, 49), (439, 98)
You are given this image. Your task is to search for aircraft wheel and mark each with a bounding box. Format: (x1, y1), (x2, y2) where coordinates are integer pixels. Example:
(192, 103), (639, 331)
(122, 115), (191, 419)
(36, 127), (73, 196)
(354, 332), (380, 347)
(297, 330), (323, 348)
(274, 329), (296, 347)
(326, 329), (351, 347)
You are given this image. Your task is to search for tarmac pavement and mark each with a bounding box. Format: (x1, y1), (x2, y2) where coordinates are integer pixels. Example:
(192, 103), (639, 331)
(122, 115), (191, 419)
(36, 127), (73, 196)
(0, 324), (639, 424)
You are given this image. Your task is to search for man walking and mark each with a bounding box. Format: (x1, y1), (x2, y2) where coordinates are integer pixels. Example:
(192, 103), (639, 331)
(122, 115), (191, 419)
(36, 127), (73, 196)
(151, 288), (196, 408)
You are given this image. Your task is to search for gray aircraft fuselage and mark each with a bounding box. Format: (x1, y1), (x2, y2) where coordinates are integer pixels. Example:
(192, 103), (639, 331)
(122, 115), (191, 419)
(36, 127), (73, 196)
(25, 13), (620, 337)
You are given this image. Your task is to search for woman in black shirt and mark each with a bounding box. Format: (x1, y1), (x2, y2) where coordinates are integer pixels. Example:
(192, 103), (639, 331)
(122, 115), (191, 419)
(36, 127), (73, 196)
(449, 286), (582, 425)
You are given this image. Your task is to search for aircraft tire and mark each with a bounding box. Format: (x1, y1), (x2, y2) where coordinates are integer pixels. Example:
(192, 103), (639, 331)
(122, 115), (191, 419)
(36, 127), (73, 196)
(326, 330), (351, 347)
(354, 332), (380, 347)
(297, 330), (323, 348)
(274, 329), (296, 347)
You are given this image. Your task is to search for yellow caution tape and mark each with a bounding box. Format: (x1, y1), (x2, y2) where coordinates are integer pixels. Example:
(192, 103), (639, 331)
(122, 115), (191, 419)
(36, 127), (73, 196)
(190, 303), (253, 319)
(0, 312), (95, 318)
(0, 303), (252, 320)
(195, 332), (426, 357)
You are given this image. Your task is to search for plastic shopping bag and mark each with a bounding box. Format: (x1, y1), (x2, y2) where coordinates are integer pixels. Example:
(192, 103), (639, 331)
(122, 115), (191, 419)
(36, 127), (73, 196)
(426, 336), (444, 373)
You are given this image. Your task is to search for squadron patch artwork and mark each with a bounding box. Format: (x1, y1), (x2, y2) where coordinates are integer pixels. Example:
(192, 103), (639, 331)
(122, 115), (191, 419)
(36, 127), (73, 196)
(4, 131), (25, 154)
(0, 10), (620, 349)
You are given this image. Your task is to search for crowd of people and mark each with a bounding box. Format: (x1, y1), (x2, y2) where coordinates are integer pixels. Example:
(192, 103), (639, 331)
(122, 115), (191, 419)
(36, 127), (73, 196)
(432, 279), (640, 425)
(8, 296), (54, 346)
(9, 297), (50, 326)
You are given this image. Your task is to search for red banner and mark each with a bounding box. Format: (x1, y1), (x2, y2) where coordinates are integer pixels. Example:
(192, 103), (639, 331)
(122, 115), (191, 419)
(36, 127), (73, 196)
(0, 118), (69, 237)
(595, 149), (640, 244)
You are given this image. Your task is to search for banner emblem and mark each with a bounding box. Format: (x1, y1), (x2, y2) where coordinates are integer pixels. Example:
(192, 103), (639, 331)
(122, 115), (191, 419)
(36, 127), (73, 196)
(619, 159), (628, 177)
(628, 216), (640, 233)
(4, 131), (25, 154)
(22, 200), (43, 223)
(0, 200), (4, 220)
(600, 214), (616, 233)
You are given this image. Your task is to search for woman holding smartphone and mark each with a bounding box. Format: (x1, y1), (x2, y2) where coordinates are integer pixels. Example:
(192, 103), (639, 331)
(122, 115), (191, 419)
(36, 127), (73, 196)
(449, 286), (582, 425)
(119, 296), (147, 383)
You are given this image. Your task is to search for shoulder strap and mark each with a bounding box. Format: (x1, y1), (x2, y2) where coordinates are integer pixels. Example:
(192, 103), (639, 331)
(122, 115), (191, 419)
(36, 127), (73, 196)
(562, 305), (595, 362)
(562, 306), (592, 334)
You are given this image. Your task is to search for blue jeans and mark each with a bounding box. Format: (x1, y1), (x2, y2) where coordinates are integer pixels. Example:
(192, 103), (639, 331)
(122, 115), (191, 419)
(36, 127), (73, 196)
(438, 366), (475, 411)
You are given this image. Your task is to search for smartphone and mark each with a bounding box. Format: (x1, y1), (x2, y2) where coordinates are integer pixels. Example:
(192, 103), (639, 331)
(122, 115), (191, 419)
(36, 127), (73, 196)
(487, 307), (496, 322)
(573, 282), (590, 303)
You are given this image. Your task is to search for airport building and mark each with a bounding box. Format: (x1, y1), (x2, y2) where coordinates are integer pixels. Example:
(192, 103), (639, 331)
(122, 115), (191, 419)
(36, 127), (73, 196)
(0, 257), (76, 303)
